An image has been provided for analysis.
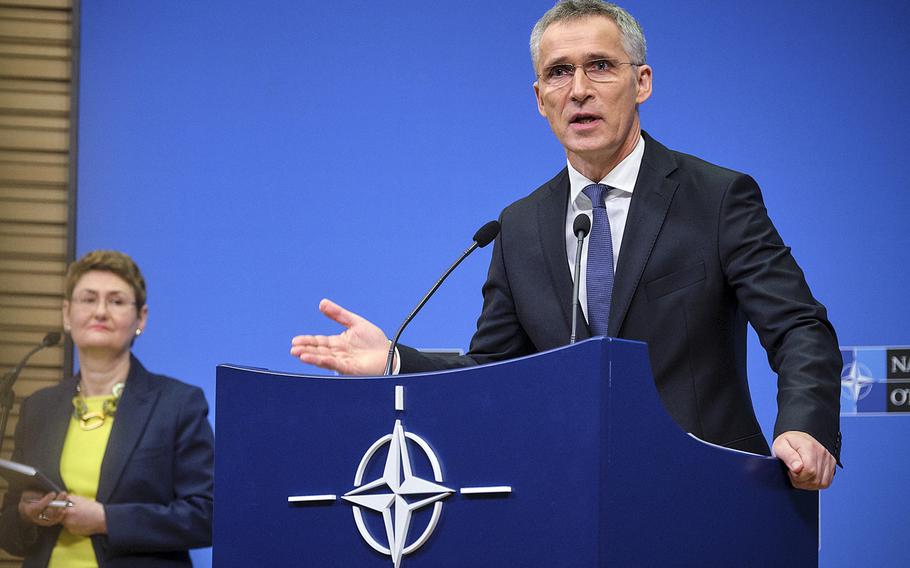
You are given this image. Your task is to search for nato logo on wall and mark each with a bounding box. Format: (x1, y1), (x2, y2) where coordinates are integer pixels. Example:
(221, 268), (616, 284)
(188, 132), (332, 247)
(841, 347), (910, 414)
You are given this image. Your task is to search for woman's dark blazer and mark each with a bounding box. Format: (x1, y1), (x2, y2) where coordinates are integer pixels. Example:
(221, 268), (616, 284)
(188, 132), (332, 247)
(0, 356), (214, 567)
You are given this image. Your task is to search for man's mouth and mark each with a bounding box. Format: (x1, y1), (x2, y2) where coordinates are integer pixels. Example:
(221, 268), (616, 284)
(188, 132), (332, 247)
(570, 113), (602, 125)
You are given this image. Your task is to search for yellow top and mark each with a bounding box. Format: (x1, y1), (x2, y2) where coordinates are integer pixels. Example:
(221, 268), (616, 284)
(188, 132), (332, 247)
(48, 395), (116, 568)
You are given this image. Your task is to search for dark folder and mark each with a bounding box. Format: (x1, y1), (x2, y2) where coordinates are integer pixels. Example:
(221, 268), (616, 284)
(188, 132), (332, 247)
(0, 458), (61, 494)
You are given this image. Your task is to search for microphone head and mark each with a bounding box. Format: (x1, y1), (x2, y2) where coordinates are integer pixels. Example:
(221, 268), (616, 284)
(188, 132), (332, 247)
(42, 332), (62, 347)
(473, 220), (501, 248)
(573, 213), (591, 238)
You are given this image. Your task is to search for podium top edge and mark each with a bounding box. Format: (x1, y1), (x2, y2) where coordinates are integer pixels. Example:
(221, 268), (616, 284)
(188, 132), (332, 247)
(217, 336), (649, 380)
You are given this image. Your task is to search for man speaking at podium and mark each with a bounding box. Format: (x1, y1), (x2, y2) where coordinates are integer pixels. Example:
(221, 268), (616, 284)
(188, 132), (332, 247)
(291, 1), (841, 491)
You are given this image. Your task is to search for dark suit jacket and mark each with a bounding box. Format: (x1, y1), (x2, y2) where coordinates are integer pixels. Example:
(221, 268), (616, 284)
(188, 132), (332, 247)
(400, 131), (841, 458)
(0, 356), (214, 567)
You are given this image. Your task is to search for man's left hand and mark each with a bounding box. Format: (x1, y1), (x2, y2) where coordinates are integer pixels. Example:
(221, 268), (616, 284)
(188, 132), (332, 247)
(772, 431), (836, 490)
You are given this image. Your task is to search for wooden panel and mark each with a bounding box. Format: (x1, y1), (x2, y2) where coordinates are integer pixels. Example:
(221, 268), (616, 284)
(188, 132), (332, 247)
(0, 186), (69, 201)
(0, 42), (70, 58)
(0, 91), (70, 114)
(0, 114), (69, 129)
(0, 221), (67, 237)
(4, 366), (62, 385)
(0, 161), (68, 184)
(0, 55), (71, 80)
(0, 19), (70, 43)
(0, 7), (70, 23)
(1, 364), (64, 385)
(0, 343), (63, 370)
(0, 7), (73, 555)
(0, 149), (68, 164)
(0, 2), (73, 564)
(0, 305), (63, 327)
(0, 271), (63, 295)
(0, 201), (67, 223)
(0, 78), (68, 94)
(0, 0), (71, 9)
(0, 328), (62, 344)
(0, 234), (68, 257)
(0, 294), (65, 308)
(0, 125), (69, 150)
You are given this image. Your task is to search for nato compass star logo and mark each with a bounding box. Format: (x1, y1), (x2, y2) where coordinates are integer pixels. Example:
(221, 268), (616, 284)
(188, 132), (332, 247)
(841, 361), (876, 404)
(287, 385), (511, 567)
(343, 419), (452, 565)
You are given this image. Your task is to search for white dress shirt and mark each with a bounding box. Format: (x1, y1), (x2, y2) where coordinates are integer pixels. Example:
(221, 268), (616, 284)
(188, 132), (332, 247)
(564, 134), (645, 321)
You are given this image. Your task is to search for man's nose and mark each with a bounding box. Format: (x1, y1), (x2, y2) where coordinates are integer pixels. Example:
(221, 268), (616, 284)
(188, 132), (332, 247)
(569, 67), (595, 101)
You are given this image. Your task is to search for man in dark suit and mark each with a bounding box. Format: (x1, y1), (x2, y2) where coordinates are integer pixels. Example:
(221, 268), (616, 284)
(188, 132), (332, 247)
(290, 0), (841, 491)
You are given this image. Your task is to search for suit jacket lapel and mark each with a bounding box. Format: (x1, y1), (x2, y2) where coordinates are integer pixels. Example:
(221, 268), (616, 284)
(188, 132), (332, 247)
(96, 356), (159, 502)
(609, 132), (680, 337)
(538, 169), (592, 341)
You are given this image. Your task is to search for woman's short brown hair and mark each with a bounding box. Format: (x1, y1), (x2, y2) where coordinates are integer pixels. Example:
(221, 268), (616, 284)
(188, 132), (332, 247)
(64, 250), (147, 311)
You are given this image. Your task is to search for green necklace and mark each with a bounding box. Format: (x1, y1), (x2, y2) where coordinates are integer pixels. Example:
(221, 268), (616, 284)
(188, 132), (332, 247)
(72, 382), (125, 431)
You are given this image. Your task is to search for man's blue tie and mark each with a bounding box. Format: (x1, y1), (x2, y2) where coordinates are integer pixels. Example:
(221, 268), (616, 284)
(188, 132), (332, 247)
(582, 183), (614, 337)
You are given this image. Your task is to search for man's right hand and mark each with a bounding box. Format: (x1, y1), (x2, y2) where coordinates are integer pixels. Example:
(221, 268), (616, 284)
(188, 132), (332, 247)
(290, 298), (391, 375)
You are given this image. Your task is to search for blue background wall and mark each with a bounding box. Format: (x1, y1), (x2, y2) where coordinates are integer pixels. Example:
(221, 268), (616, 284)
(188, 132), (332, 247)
(75, 1), (909, 566)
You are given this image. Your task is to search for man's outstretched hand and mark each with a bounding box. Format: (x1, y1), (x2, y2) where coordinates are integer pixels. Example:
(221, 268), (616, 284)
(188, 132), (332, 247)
(290, 299), (391, 375)
(772, 430), (836, 490)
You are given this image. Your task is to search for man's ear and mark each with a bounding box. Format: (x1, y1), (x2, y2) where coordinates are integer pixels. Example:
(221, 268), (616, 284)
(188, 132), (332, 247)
(534, 81), (547, 117)
(635, 64), (653, 105)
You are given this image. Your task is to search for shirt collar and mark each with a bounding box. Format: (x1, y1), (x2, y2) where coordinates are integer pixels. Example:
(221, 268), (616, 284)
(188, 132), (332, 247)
(568, 134), (645, 207)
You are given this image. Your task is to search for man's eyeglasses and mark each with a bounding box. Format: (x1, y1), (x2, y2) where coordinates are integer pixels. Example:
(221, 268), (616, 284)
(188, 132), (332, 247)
(71, 294), (136, 313)
(538, 59), (640, 89)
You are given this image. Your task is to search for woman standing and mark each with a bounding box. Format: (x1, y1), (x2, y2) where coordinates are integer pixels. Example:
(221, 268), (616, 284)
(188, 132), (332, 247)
(0, 250), (213, 567)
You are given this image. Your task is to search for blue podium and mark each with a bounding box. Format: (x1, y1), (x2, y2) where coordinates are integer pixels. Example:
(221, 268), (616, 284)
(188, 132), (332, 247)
(214, 337), (817, 566)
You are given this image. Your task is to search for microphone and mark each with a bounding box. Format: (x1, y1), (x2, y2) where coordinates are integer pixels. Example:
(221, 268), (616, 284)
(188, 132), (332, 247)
(570, 214), (590, 344)
(383, 220), (501, 375)
(42, 332), (62, 348)
(1, 332), (61, 387)
(0, 332), (63, 453)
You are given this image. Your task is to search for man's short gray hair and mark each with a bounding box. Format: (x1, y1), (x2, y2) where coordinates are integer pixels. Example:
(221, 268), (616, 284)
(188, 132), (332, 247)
(530, 0), (647, 71)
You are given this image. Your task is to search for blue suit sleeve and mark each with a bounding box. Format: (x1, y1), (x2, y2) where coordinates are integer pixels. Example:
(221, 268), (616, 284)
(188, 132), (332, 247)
(103, 387), (214, 552)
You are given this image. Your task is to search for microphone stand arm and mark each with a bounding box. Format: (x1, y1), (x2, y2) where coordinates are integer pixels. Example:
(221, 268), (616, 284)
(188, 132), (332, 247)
(383, 241), (480, 375)
(570, 230), (586, 344)
(0, 343), (46, 455)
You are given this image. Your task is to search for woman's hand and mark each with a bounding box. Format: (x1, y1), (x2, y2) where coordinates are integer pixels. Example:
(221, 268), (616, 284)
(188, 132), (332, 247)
(60, 494), (107, 536)
(18, 490), (68, 527)
(61, 494), (107, 536)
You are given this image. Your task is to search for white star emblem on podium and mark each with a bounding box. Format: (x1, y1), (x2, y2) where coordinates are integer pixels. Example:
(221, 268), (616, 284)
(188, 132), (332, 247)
(343, 420), (453, 568)
(286, 385), (512, 566)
